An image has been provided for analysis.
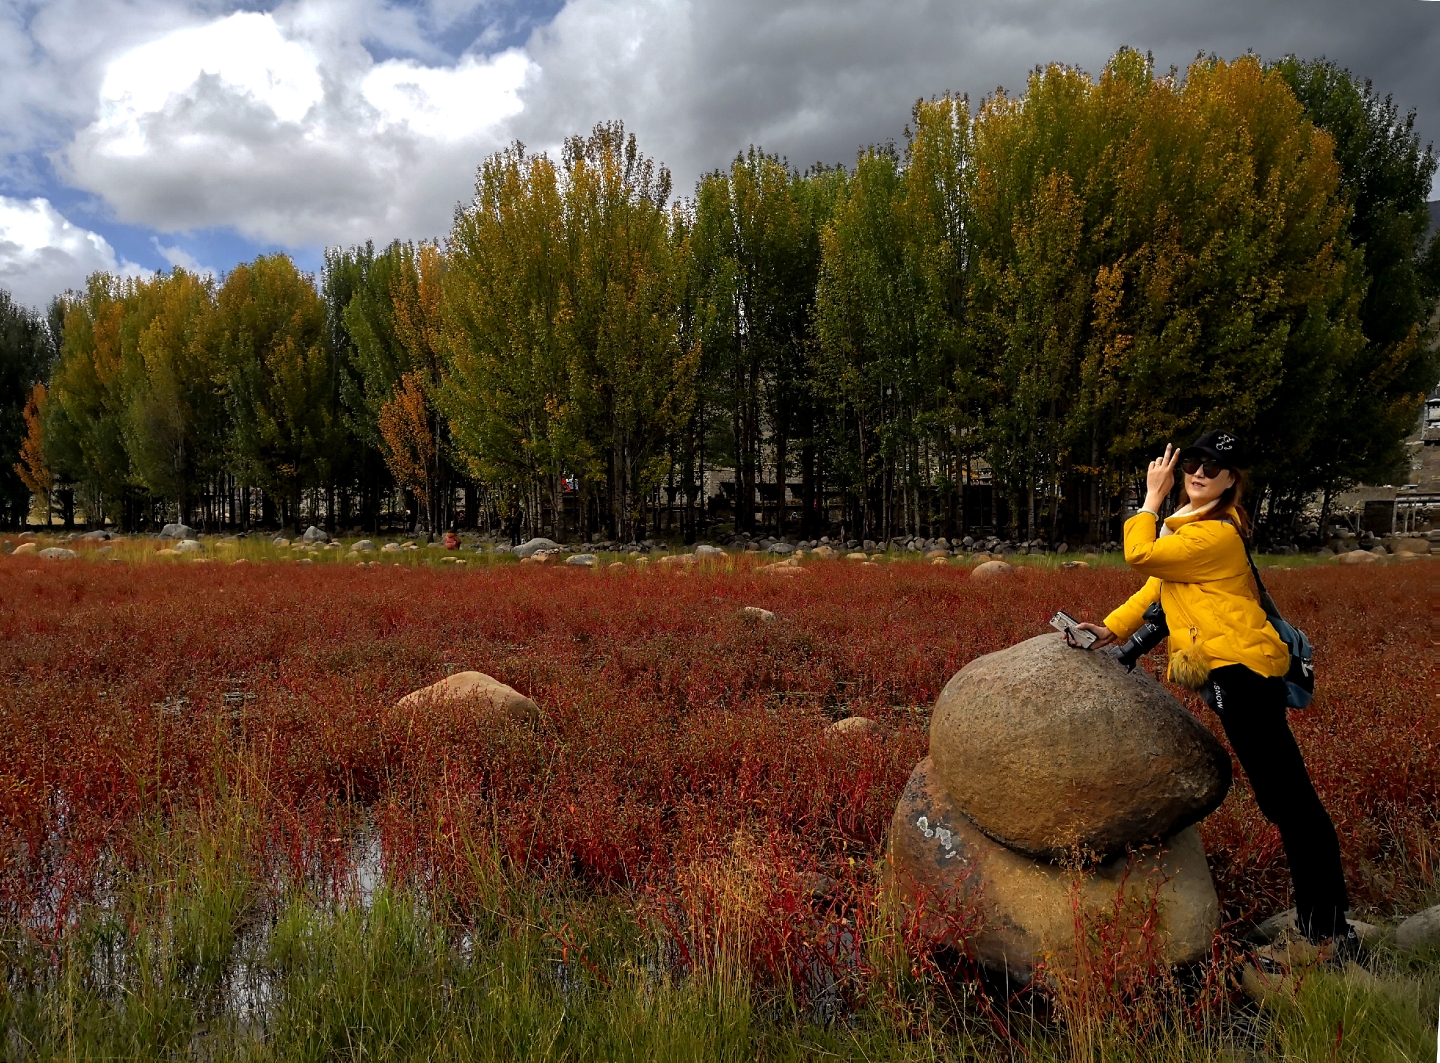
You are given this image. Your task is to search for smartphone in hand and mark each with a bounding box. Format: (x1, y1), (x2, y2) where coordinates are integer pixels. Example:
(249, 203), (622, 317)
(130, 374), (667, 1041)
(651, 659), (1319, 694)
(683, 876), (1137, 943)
(1050, 610), (1097, 649)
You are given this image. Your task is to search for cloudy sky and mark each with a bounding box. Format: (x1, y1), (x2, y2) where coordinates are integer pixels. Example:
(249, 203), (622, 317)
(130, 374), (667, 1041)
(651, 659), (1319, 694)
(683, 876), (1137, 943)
(1, 0), (1437, 308)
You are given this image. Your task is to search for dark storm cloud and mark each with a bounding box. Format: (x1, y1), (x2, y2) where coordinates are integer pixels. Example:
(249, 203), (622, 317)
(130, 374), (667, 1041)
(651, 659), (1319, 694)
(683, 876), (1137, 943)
(514, 0), (1440, 194)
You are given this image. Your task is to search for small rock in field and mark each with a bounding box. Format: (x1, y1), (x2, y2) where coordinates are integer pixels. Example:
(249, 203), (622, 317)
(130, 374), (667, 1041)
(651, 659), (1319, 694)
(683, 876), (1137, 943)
(846, 552), (867, 560)
(175, 539), (204, 553)
(924, 548), (949, 560)
(970, 560), (1014, 580)
(695, 544), (725, 556)
(514, 537), (561, 558)
(273, 537), (290, 547)
(797, 871), (838, 900)
(12, 542), (38, 556)
(1249, 907), (1380, 947)
(39, 547), (78, 560)
(608, 561), (626, 571)
(382, 543), (400, 552)
(768, 542), (796, 555)
(659, 553), (696, 566)
(1061, 560), (1090, 569)
(1395, 904), (1440, 952)
(740, 606), (777, 622)
(829, 716), (877, 736)
(353, 540), (376, 552)
(396, 671), (540, 725)
(760, 561), (806, 575)
(1382, 538), (1428, 555)
(809, 545), (838, 560)
(157, 548), (180, 557)
(1332, 550), (1378, 565)
(567, 553), (597, 566)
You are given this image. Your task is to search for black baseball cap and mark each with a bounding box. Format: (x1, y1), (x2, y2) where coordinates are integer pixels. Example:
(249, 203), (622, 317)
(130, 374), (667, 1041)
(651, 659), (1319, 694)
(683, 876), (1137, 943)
(1179, 430), (1240, 467)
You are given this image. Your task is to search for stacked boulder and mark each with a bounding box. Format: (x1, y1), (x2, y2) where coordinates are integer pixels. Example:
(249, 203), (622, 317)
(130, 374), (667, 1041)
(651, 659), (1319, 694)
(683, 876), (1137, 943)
(888, 633), (1231, 981)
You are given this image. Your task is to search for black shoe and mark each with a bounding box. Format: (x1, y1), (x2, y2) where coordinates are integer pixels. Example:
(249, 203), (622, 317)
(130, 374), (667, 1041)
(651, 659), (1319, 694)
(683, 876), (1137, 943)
(1318, 925), (1363, 967)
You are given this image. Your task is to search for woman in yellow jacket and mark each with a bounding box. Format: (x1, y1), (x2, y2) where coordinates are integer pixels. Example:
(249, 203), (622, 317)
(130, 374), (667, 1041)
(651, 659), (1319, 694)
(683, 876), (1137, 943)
(1075, 430), (1355, 954)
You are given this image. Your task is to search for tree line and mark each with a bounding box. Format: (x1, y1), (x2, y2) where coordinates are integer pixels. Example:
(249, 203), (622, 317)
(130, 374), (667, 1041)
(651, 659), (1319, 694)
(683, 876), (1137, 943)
(3, 52), (1437, 544)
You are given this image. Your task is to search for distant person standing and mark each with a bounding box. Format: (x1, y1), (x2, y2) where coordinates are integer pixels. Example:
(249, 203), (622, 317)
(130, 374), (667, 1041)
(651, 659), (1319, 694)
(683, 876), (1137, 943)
(1073, 431), (1357, 956)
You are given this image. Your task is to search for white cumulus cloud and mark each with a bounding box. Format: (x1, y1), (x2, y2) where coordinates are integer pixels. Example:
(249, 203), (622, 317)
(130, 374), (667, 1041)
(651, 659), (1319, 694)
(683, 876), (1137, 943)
(0, 195), (148, 309)
(58, 6), (533, 247)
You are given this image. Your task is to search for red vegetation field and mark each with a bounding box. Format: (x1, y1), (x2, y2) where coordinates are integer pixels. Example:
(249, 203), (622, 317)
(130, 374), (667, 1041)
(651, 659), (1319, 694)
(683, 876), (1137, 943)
(0, 555), (1433, 969)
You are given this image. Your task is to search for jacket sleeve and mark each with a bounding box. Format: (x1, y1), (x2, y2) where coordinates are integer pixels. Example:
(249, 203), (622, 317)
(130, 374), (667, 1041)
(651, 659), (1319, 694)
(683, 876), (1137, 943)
(1121, 511), (1235, 582)
(1103, 576), (1161, 641)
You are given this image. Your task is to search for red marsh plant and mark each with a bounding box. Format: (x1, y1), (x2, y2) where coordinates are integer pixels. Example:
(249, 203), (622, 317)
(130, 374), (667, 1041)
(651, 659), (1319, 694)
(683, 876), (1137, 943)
(0, 554), (1432, 999)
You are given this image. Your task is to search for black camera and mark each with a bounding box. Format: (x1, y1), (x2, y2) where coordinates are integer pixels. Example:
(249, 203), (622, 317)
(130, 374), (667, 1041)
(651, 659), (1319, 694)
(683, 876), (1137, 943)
(1109, 602), (1168, 671)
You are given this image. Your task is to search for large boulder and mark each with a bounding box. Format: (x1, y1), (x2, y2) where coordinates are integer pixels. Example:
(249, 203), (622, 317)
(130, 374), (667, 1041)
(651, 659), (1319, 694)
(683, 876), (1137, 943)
(515, 537), (561, 558)
(159, 523), (195, 540)
(888, 757), (1219, 980)
(970, 560), (1014, 581)
(1383, 537), (1430, 555)
(929, 633), (1230, 859)
(396, 671), (541, 725)
(1395, 904), (1440, 953)
(12, 542), (38, 556)
(38, 547), (78, 560)
(302, 525), (329, 543)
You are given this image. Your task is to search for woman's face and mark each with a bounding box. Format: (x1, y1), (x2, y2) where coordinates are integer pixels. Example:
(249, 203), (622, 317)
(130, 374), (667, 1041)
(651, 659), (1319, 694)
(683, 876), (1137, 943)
(1186, 462), (1235, 507)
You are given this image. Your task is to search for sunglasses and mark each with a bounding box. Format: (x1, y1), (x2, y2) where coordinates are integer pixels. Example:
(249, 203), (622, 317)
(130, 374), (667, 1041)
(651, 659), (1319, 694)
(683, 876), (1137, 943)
(1181, 457), (1227, 479)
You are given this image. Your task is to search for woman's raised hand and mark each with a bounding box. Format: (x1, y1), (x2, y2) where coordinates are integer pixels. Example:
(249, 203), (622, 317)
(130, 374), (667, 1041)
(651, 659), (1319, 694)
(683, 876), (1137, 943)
(1143, 444), (1179, 512)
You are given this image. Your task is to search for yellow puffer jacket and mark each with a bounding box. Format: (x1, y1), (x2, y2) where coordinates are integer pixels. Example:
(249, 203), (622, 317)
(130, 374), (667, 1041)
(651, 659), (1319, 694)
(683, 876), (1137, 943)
(1102, 506), (1289, 685)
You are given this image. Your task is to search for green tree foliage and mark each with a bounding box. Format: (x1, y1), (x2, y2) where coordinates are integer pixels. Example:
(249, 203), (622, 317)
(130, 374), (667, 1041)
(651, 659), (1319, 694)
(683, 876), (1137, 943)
(1273, 56), (1440, 515)
(693, 149), (834, 535)
(0, 289), (55, 524)
(119, 270), (226, 520)
(814, 95), (974, 540)
(964, 52), (1367, 537)
(443, 124), (694, 541)
(215, 255), (333, 526)
(44, 275), (140, 526)
(13, 51), (1435, 542)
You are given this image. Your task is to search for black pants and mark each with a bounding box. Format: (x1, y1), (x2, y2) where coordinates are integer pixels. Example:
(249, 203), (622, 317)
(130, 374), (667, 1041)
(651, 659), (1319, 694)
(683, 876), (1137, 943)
(1206, 664), (1350, 942)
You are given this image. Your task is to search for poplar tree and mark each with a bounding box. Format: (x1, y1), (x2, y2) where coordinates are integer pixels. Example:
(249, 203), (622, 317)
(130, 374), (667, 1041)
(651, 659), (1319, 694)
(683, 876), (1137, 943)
(216, 255), (333, 528)
(0, 290), (54, 525)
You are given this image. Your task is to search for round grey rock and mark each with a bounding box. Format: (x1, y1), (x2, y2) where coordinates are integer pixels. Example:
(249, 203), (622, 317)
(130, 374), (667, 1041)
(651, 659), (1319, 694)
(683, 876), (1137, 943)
(515, 537), (561, 558)
(1395, 904), (1440, 952)
(929, 633), (1232, 859)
